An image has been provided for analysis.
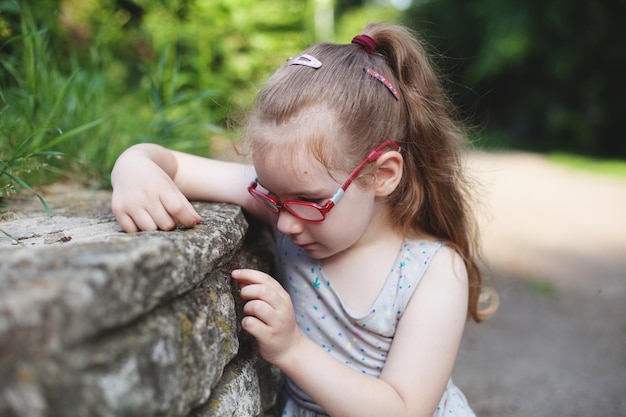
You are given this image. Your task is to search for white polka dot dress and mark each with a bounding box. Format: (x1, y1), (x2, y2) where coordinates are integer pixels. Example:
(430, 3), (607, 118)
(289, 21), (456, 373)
(275, 233), (476, 417)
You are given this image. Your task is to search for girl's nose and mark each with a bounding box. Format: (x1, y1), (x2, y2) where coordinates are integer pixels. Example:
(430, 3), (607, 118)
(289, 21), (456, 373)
(276, 209), (305, 235)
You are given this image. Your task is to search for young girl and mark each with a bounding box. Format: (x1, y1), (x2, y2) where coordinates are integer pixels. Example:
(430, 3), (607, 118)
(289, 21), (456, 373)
(111, 23), (494, 417)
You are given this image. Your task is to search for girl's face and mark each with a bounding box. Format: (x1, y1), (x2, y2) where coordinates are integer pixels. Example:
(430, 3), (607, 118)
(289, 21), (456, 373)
(252, 145), (380, 260)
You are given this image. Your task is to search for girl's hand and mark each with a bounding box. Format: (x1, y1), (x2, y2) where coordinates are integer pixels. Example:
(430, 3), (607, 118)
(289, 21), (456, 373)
(111, 145), (202, 232)
(231, 269), (301, 365)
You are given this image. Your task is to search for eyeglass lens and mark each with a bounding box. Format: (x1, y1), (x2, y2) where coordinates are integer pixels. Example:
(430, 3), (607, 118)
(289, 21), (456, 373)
(250, 191), (280, 212)
(283, 202), (325, 221)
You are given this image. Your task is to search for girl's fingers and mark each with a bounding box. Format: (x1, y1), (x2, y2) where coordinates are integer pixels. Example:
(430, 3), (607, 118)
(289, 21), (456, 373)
(231, 269), (298, 364)
(116, 205), (174, 232)
(114, 192), (201, 233)
(241, 296), (288, 342)
(239, 283), (281, 311)
(115, 212), (139, 233)
(130, 209), (159, 232)
(241, 315), (267, 336)
(232, 269), (292, 324)
(231, 269), (275, 286)
(160, 192), (202, 228)
(234, 273), (286, 310)
(145, 201), (178, 231)
(242, 298), (273, 322)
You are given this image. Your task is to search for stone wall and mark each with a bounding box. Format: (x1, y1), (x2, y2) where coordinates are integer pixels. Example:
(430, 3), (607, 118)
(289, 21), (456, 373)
(0, 187), (282, 417)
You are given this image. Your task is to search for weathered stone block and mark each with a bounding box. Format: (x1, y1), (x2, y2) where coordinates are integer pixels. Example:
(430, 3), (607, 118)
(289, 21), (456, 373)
(0, 188), (281, 417)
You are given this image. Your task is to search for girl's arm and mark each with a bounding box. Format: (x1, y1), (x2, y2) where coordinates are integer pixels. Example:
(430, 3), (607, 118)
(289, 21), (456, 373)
(111, 143), (271, 232)
(234, 245), (468, 417)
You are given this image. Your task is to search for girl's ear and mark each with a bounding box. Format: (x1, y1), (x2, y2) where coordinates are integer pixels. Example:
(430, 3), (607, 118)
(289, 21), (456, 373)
(374, 151), (403, 197)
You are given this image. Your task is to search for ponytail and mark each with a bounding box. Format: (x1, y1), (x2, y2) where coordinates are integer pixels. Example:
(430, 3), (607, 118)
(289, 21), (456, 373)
(363, 24), (496, 322)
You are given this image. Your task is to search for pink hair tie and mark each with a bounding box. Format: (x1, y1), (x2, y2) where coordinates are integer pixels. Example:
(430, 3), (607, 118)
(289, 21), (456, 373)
(352, 34), (377, 54)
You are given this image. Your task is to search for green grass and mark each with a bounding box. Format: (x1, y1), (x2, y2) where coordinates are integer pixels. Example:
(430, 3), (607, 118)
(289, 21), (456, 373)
(0, 1), (221, 213)
(547, 152), (626, 179)
(527, 280), (558, 296)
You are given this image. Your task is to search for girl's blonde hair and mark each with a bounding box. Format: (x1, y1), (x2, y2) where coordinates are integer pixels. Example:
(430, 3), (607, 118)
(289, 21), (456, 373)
(244, 23), (496, 322)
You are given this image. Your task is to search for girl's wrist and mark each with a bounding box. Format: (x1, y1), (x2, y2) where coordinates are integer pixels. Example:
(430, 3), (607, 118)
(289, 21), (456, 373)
(271, 330), (309, 372)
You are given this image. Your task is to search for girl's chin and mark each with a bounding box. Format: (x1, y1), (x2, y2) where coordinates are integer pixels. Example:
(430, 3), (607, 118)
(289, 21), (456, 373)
(297, 243), (326, 258)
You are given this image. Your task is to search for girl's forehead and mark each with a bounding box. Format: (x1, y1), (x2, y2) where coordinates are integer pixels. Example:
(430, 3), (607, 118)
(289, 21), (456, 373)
(249, 108), (348, 188)
(254, 145), (328, 180)
(252, 143), (343, 195)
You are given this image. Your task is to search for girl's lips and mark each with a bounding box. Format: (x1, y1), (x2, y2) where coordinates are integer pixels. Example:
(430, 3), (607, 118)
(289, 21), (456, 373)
(295, 241), (315, 249)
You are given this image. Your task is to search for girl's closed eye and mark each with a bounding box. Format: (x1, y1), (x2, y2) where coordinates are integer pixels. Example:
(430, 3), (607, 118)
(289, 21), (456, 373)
(261, 188), (322, 204)
(259, 182), (330, 205)
(297, 196), (327, 205)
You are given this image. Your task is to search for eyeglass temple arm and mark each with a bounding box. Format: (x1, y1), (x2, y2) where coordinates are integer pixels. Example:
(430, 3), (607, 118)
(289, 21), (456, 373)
(329, 141), (400, 204)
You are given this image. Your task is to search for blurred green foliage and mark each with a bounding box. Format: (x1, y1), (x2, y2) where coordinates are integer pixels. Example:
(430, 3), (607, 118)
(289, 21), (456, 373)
(404, 0), (626, 157)
(0, 0), (317, 203)
(3, 0), (621, 210)
(0, 0), (404, 205)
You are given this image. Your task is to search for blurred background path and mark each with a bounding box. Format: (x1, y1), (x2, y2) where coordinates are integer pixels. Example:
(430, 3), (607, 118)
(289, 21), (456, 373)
(454, 152), (626, 417)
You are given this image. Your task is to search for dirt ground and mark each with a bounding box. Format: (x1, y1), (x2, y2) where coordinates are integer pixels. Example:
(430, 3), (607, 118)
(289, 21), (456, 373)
(453, 152), (626, 417)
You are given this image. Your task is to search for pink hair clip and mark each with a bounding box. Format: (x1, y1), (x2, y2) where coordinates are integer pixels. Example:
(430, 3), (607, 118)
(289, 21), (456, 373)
(288, 54), (322, 69)
(365, 68), (399, 101)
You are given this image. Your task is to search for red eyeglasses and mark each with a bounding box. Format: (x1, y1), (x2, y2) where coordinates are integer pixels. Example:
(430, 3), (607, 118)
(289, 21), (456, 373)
(247, 140), (400, 222)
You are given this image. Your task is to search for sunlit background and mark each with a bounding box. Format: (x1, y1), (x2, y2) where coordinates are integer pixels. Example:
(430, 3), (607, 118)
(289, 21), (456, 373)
(2, 0), (625, 190)
(1, 1), (625, 416)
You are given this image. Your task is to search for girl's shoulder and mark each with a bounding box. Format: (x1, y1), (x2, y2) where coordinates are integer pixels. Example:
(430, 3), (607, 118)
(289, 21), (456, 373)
(411, 240), (469, 301)
(401, 237), (444, 251)
(397, 238), (444, 268)
(396, 238), (467, 290)
(390, 239), (445, 304)
(401, 234), (464, 268)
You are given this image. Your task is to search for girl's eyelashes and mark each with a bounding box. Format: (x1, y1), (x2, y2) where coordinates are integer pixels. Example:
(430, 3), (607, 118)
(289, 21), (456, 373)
(257, 181), (330, 204)
(298, 196), (327, 204)
(259, 184), (327, 204)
